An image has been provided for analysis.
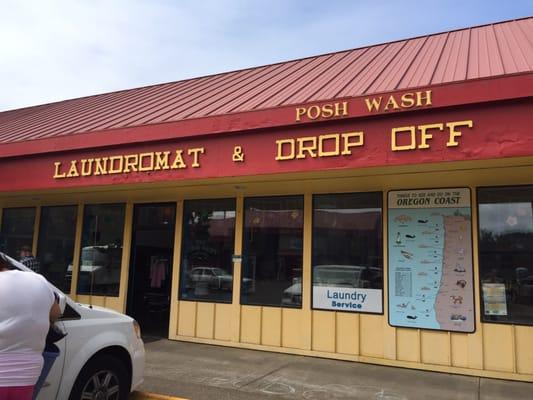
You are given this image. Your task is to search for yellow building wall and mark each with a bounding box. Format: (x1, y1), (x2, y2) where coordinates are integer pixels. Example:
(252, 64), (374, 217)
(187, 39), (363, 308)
(167, 161), (533, 383)
(2, 158), (533, 381)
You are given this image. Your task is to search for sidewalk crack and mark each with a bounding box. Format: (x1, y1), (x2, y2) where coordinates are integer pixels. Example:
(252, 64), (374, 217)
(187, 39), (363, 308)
(239, 363), (291, 389)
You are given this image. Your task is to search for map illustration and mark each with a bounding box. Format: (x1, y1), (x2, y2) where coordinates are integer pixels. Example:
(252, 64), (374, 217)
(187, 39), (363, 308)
(388, 189), (475, 333)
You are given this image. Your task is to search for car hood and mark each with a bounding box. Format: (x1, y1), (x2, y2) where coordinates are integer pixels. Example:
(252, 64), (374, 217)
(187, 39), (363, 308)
(284, 283), (301, 295)
(75, 303), (132, 321)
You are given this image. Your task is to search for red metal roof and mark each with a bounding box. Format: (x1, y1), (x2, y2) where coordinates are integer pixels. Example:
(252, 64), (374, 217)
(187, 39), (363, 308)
(0, 17), (531, 148)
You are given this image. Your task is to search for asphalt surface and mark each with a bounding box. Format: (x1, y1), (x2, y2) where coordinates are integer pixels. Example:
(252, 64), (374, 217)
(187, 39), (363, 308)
(138, 338), (533, 400)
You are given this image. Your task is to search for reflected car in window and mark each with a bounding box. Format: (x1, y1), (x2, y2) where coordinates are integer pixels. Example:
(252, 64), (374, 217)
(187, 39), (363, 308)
(188, 267), (252, 292)
(313, 264), (382, 288)
(189, 267), (234, 290)
(282, 277), (302, 306)
(66, 245), (122, 295)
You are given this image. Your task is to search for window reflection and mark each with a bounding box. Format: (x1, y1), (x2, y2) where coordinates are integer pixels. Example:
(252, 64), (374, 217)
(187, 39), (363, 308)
(241, 196), (304, 308)
(0, 207), (35, 260)
(37, 205), (77, 293)
(313, 193), (383, 288)
(179, 199), (236, 302)
(478, 186), (533, 325)
(77, 204), (125, 296)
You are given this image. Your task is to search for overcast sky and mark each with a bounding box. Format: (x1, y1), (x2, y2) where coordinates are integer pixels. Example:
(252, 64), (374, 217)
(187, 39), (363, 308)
(1, 0), (531, 111)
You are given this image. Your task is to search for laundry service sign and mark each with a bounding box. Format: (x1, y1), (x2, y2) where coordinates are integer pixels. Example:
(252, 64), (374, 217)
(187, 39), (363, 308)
(313, 286), (383, 313)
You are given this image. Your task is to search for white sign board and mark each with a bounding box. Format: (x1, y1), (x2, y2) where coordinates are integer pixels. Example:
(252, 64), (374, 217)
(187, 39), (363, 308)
(482, 283), (508, 316)
(313, 286), (382, 313)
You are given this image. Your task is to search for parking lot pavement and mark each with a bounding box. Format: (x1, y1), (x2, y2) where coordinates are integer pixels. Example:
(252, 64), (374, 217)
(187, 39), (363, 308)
(136, 339), (533, 400)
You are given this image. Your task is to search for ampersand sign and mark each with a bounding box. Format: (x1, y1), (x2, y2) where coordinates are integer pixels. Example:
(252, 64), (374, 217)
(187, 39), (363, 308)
(232, 146), (245, 162)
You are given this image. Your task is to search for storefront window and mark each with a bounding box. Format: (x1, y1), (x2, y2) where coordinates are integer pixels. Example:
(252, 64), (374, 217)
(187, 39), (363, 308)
(241, 196), (304, 308)
(77, 204), (125, 296)
(312, 192), (383, 313)
(478, 186), (533, 325)
(179, 199), (236, 302)
(37, 205), (78, 293)
(0, 207), (35, 260)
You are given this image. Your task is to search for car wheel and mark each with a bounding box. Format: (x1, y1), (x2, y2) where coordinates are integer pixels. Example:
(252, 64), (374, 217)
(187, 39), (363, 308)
(69, 354), (129, 400)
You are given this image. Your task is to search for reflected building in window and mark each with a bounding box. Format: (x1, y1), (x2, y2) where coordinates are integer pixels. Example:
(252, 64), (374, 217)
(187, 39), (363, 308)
(478, 186), (533, 325)
(77, 204), (126, 297)
(241, 196), (304, 308)
(37, 205), (78, 293)
(179, 199), (236, 303)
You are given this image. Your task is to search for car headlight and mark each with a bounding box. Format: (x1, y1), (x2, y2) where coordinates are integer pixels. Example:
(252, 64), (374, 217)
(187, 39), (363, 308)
(133, 320), (142, 340)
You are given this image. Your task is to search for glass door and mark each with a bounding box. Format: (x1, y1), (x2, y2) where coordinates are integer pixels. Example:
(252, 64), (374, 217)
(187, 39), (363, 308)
(127, 203), (176, 338)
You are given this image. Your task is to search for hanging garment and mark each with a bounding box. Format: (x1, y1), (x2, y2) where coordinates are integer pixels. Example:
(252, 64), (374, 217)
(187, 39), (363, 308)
(150, 260), (166, 288)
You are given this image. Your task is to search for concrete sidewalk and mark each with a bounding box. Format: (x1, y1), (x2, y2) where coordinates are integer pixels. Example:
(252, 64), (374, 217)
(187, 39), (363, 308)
(138, 339), (532, 400)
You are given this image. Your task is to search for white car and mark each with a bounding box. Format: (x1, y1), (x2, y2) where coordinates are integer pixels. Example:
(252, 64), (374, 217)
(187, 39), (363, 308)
(5, 254), (145, 400)
(189, 267), (234, 290)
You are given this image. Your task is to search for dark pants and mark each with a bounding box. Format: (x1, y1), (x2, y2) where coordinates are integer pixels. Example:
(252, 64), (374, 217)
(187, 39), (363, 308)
(32, 345), (59, 400)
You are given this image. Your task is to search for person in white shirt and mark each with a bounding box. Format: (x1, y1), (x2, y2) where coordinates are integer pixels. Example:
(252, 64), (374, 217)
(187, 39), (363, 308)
(0, 253), (61, 400)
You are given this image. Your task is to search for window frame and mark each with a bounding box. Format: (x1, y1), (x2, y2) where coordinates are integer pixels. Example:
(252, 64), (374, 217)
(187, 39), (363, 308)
(476, 185), (533, 327)
(311, 191), (385, 315)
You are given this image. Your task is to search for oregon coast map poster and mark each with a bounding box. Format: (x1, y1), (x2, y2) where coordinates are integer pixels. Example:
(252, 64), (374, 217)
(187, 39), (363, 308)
(388, 188), (475, 333)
